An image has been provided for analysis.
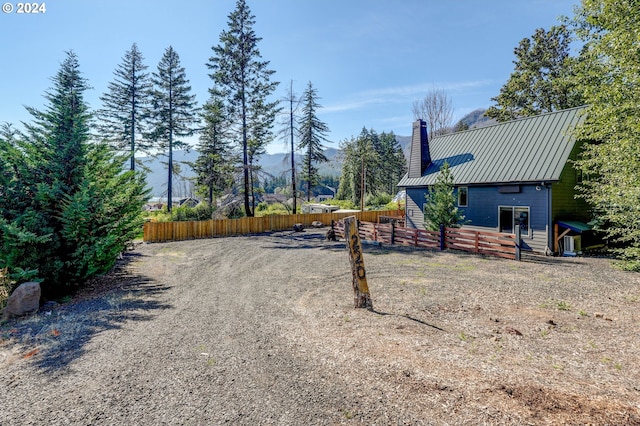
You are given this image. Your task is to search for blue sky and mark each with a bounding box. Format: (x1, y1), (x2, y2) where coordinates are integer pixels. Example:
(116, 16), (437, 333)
(1, 0), (579, 154)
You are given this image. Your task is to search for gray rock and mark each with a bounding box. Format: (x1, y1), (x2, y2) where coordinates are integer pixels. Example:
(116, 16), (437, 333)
(3, 281), (41, 319)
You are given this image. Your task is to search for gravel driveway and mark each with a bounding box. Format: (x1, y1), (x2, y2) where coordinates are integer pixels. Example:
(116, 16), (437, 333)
(1, 229), (639, 425)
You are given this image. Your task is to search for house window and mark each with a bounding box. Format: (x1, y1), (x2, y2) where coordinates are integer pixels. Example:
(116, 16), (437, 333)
(458, 187), (468, 207)
(499, 206), (530, 236)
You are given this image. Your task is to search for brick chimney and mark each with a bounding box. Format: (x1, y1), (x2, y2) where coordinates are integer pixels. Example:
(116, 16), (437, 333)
(408, 119), (430, 178)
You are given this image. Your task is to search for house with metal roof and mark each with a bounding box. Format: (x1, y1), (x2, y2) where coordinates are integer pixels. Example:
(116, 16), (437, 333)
(397, 106), (590, 254)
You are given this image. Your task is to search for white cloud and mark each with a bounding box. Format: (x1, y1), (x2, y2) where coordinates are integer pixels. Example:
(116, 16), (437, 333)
(321, 80), (493, 114)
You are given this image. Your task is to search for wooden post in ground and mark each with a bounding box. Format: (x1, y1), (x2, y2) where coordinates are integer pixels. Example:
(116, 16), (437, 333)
(344, 216), (373, 310)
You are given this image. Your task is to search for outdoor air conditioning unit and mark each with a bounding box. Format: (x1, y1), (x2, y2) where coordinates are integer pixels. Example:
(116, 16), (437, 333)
(563, 235), (582, 256)
(563, 235), (575, 255)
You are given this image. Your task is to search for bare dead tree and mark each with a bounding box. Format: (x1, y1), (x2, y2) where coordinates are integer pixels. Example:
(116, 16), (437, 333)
(412, 88), (454, 137)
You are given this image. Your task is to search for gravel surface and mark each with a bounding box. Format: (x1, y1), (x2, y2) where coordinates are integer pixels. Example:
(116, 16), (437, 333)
(1, 229), (640, 425)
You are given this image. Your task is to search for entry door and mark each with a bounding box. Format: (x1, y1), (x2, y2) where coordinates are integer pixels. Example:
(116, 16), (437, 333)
(499, 207), (513, 233)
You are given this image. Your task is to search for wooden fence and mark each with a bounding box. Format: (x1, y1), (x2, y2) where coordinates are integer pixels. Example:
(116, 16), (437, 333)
(142, 210), (404, 243)
(333, 220), (519, 260)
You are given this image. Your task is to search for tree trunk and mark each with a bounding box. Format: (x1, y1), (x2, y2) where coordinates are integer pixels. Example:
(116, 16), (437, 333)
(343, 216), (373, 310)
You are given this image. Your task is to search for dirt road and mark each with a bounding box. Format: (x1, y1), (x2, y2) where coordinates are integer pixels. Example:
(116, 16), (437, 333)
(1, 229), (639, 424)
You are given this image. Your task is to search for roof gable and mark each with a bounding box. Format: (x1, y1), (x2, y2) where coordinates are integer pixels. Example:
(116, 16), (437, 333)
(398, 106), (586, 187)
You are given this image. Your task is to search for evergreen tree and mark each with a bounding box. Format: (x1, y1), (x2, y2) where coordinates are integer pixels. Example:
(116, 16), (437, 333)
(148, 46), (198, 212)
(298, 82), (329, 201)
(208, 0), (279, 217)
(336, 129), (379, 208)
(97, 43), (152, 170)
(375, 131), (407, 195)
(486, 25), (583, 122)
(0, 51), (149, 296)
(423, 162), (465, 231)
(194, 92), (235, 206)
(569, 0), (640, 269)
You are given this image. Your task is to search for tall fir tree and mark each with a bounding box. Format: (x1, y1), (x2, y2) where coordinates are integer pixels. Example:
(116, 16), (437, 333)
(97, 43), (152, 170)
(486, 25), (583, 122)
(148, 46), (198, 212)
(207, 0), (279, 217)
(298, 81), (329, 201)
(194, 92), (236, 206)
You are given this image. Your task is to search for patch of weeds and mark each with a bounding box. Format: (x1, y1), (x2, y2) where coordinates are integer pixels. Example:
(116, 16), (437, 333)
(601, 356), (612, 364)
(538, 301), (551, 309)
(418, 286), (427, 297)
(207, 357), (216, 366)
(57, 295), (73, 304)
(341, 409), (354, 420)
(540, 329), (550, 338)
(579, 309), (588, 317)
(458, 331), (474, 342)
(614, 363), (622, 371)
(343, 315), (351, 323)
(556, 300), (572, 311)
(552, 364), (564, 370)
(587, 340), (597, 349)
(623, 295), (640, 303)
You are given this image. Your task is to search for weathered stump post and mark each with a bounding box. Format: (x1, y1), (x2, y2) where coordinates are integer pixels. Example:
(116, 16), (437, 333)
(344, 216), (373, 310)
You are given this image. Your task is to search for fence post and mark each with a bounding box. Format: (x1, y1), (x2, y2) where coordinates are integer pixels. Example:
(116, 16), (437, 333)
(391, 220), (395, 245)
(515, 226), (521, 261)
(439, 224), (445, 251)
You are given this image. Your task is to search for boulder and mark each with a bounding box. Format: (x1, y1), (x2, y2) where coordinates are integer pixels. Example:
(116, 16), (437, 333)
(293, 223), (304, 232)
(311, 221), (324, 228)
(3, 281), (41, 320)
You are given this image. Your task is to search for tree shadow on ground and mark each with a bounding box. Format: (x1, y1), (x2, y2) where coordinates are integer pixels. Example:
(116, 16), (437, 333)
(520, 252), (590, 267)
(0, 252), (173, 374)
(262, 230), (440, 260)
(260, 230), (347, 252)
(370, 309), (447, 332)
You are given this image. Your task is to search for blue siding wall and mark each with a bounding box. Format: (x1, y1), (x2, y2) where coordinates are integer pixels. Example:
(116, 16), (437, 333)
(461, 185), (548, 230)
(406, 184), (551, 252)
(405, 187), (427, 229)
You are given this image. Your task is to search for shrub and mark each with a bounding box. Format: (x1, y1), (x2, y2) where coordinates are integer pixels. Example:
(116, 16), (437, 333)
(366, 192), (393, 207)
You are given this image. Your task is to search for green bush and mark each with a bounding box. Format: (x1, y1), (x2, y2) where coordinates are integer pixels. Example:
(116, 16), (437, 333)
(0, 53), (149, 299)
(255, 202), (291, 216)
(366, 192), (393, 207)
(150, 203), (216, 222)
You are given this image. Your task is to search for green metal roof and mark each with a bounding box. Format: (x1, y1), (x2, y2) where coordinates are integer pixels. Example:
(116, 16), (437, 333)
(398, 106), (587, 187)
(557, 220), (592, 233)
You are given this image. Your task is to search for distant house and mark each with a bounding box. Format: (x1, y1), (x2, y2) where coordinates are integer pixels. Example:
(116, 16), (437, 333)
(301, 203), (340, 214)
(143, 203), (164, 212)
(261, 193), (288, 204)
(398, 106), (591, 254)
(178, 197), (200, 208)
